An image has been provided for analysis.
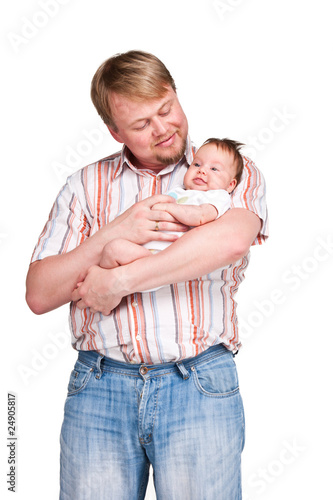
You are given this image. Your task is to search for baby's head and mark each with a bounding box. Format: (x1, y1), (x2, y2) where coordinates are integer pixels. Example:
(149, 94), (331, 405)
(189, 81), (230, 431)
(184, 138), (244, 193)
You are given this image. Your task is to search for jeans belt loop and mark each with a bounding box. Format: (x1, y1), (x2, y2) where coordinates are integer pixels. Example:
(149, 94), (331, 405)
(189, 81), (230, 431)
(95, 355), (104, 379)
(176, 362), (190, 380)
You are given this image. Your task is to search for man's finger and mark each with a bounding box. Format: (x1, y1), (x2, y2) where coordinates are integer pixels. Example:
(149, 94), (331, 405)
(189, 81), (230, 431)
(144, 195), (175, 207)
(155, 221), (189, 232)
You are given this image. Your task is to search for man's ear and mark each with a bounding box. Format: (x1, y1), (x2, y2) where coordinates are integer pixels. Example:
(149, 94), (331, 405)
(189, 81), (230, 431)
(107, 125), (123, 144)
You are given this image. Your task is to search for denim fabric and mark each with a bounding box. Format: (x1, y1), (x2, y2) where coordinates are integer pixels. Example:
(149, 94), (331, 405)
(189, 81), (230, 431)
(60, 345), (245, 499)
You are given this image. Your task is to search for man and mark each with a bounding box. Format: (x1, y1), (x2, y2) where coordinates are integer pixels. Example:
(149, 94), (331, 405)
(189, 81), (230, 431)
(26, 50), (268, 499)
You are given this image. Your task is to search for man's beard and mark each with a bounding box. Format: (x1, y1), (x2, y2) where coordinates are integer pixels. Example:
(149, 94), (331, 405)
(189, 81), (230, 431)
(154, 136), (187, 166)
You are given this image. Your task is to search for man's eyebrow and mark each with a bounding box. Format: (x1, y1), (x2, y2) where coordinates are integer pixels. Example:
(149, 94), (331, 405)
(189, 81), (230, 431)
(159, 99), (172, 110)
(129, 99), (173, 127)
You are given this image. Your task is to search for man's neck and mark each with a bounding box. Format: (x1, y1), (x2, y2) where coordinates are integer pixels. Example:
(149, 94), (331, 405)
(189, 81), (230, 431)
(128, 150), (171, 174)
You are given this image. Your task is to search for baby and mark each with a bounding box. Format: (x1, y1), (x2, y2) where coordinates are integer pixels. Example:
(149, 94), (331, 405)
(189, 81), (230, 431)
(100, 138), (244, 270)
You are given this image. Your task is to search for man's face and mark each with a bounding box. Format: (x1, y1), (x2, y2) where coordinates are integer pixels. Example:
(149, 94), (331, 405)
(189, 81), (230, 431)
(108, 86), (188, 171)
(184, 143), (237, 193)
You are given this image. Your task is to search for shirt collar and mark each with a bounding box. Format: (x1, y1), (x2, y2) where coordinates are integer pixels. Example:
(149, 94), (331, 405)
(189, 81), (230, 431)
(115, 135), (195, 178)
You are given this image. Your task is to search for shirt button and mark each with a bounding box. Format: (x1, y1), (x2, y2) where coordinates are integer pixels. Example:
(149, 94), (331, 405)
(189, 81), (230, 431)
(140, 366), (148, 375)
(136, 335), (142, 341)
(132, 301), (138, 307)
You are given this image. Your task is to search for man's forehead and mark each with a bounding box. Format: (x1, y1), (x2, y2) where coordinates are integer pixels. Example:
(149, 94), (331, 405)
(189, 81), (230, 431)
(109, 86), (174, 112)
(109, 87), (176, 125)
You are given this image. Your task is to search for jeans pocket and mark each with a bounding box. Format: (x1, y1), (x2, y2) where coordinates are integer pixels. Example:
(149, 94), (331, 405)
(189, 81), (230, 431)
(67, 360), (94, 396)
(191, 353), (239, 398)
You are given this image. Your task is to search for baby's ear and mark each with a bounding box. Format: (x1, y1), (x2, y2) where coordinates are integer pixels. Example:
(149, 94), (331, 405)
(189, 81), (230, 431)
(227, 179), (237, 193)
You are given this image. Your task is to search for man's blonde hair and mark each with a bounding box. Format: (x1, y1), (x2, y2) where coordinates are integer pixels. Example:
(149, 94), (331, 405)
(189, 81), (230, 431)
(91, 50), (176, 131)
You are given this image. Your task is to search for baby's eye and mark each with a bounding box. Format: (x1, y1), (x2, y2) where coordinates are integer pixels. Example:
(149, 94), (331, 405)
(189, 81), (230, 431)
(193, 162), (200, 167)
(211, 167), (218, 171)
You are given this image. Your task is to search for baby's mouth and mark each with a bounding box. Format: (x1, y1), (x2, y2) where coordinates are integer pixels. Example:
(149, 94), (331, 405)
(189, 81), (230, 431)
(193, 177), (206, 185)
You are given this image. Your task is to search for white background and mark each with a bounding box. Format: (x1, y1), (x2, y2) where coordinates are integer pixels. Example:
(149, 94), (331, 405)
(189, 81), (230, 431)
(1, 0), (332, 498)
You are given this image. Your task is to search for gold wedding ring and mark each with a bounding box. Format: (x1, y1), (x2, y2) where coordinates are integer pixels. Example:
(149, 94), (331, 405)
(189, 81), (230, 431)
(155, 221), (159, 231)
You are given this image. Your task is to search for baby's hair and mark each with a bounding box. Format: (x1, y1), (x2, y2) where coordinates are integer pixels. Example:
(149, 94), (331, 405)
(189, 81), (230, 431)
(202, 138), (244, 186)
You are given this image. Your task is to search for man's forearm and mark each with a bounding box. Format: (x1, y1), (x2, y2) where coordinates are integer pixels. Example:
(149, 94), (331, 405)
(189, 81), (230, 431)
(71, 208), (261, 315)
(120, 208), (261, 293)
(26, 202), (148, 314)
(26, 234), (107, 314)
(26, 194), (188, 314)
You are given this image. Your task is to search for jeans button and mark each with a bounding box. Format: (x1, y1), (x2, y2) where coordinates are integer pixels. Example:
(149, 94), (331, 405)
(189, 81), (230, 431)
(140, 366), (148, 375)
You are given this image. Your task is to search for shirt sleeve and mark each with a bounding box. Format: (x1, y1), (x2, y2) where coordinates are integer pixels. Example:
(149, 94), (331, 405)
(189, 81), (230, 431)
(230, 156), (269, 245)
(30, 178), (91, 263)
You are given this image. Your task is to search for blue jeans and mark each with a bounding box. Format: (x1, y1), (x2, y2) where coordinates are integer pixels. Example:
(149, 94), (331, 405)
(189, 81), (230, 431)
(60, 344), (245, 499)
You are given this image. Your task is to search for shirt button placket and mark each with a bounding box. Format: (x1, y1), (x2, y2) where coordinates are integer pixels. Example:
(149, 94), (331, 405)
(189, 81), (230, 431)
(128, 296), (141, 361)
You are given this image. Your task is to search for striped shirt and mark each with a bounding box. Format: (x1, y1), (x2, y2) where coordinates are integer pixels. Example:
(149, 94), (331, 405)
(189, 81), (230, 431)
(31, 137), (268, 363)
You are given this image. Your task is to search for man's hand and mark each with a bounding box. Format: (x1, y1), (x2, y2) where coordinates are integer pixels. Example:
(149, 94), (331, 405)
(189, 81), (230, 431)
(106, 194), (188, 245)
(71, 266), (124, 315)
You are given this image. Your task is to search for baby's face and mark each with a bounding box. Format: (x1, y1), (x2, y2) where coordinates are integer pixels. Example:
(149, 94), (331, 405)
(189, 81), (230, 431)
(184, 143), (237, 192)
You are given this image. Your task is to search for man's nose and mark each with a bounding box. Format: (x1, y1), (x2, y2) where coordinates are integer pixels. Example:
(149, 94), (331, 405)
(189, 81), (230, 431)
(152, 117), (167, 136)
